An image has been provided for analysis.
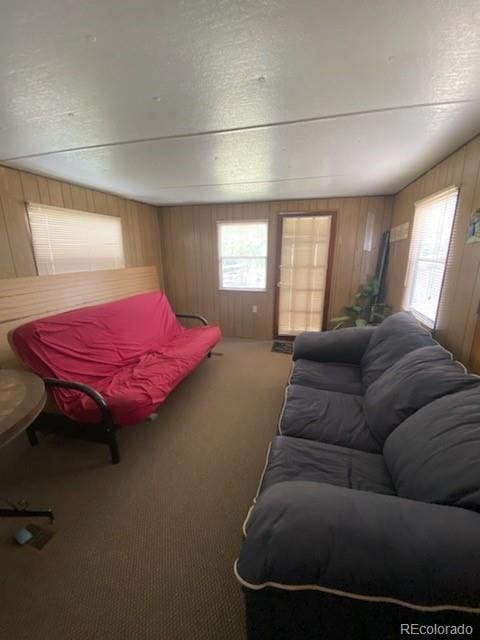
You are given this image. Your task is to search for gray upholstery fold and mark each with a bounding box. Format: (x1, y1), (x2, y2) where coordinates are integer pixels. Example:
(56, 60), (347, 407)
(260, 436), (394, 495)
(280, 385), (379, 453)
(383, 387), (480, 511)
(293, 327), (376, 364)
(237, 481), (480, 611)
(290, 359), (363, 395)
(361, 312), (436, 388)
(364, 345), (480, 446)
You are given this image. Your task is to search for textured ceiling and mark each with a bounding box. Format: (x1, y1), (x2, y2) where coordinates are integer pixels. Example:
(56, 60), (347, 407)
(1, 0), (479, 204)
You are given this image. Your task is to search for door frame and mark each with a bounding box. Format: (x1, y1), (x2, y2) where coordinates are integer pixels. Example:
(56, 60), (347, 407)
(273, 211), (337, 340)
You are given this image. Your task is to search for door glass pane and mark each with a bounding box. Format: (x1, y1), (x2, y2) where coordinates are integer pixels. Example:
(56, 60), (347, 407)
(278, 215), (332, 335)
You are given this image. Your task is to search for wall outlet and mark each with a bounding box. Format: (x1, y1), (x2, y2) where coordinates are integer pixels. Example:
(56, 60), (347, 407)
(252, 305), (258, 313)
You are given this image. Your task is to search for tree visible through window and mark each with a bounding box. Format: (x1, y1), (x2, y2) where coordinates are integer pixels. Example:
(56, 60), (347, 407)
(218, 220), (268, 290)
(404, 187), (458, 328)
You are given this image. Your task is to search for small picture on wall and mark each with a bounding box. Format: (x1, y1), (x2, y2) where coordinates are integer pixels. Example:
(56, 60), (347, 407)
(467, 209), (480, 243)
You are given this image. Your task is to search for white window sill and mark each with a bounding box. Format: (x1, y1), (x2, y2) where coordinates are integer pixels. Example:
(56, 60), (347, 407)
(219, 287), (267, 293)
(405, 307), (436, 330)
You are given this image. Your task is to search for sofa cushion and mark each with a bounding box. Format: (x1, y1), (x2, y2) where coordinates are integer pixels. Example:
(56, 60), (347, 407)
(290, 359), (363, 395)
(361, 311), (436, 388)
(293, 326), (376, 364)
(383, 388), (480, 512)
(237, 482), (480, 611)
(260, 436), (395, 496)
(279, 385), (379, 453)
(364, 346), (480, 446)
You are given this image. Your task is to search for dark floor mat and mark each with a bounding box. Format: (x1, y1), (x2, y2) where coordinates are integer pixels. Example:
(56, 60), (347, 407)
(272, 341), (293, 354)
(25, 524), (55, 550)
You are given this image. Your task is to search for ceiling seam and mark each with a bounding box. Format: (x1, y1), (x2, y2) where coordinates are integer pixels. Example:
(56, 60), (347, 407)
(115, 174), (347, 191)
(2, 97), (479, 163)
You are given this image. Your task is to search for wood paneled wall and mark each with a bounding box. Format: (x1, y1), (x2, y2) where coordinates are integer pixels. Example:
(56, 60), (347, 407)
(0, 165), (163, 285)
(0, 266), (159, 363)
(159, 197), (392, 339)
(386, 134), (480, 363)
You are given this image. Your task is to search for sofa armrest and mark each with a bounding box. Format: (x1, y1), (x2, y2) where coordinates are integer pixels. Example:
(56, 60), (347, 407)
(235, 481), (480, 611)
(175, 313), (208, 326)
(293, 327), (376, 363)
(44, 378), (113, 425)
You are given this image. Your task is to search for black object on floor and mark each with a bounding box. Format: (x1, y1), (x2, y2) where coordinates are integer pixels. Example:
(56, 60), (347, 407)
(0, 498), (54, 523)
(272, 341), (293, 354)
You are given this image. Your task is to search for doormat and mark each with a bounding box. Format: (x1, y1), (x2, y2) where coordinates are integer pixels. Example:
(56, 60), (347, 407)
(272, 341), (293, 354)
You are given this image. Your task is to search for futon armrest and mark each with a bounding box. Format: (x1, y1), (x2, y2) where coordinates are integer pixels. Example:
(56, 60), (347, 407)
(175, 313), (209, 326)
(43, 378), (113, 425)
(293, 327), (375, 363)
(236, 481), (480, 611)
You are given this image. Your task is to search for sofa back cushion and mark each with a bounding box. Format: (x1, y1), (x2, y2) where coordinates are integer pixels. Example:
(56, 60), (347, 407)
(383, 388), (480, 512)
(12, 291), (182, 384)
(364, 346), (479, 446)
(361, 311), (436, 388)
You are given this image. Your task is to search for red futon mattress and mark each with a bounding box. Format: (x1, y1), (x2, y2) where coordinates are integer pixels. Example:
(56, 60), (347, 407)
(13, 291), (222, 426)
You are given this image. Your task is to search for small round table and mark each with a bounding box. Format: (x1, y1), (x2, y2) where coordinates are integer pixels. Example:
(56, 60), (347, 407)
(0, 369), (53, 522)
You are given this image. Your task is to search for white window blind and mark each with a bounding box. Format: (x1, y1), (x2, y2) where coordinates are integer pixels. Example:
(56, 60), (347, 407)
(218, 220), (268, 291)
(404, 186), (458, 329)
(27, 203), (126, 275)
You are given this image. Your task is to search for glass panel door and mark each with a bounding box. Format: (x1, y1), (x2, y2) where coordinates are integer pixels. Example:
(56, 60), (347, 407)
(277, 215), (333, 336)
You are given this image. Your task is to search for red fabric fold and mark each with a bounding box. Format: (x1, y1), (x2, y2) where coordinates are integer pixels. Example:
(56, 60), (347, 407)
(13, 291), (222, 426)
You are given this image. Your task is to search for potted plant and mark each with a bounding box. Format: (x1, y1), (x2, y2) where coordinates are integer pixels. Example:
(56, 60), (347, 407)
(329, 277), (391, 329)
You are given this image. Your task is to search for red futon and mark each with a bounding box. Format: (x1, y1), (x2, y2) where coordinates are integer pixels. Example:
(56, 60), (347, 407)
(12, 291), (222, 463)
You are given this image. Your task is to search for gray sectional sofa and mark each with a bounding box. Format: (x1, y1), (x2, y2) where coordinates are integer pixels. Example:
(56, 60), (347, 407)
(235, 312), (480, 640)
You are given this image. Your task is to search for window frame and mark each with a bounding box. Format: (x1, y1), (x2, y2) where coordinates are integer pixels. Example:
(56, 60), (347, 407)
(217, 219), (269, 292)
(403, 186), (459, 330)
(26, 201), (126, 276)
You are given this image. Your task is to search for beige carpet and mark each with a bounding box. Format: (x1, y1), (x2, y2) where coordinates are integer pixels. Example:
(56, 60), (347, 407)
(0, 339), (291, 640)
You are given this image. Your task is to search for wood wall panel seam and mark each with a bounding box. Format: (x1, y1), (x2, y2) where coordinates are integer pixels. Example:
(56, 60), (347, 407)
(0, 164), (164, 286)
(158, 196), (391, 339)
(0, 266), (159, 362)
(386, 134), (480, 363)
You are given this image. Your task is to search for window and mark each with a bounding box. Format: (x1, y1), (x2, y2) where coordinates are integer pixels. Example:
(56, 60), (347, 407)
(404, 186), (458, 328)
(218, 220), (268, 291)
(27, 203), (125, 275)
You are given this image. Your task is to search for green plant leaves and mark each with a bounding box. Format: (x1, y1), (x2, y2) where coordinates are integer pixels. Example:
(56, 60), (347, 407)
(329, 315), (351, 323)
(328, 276), (390, 328)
